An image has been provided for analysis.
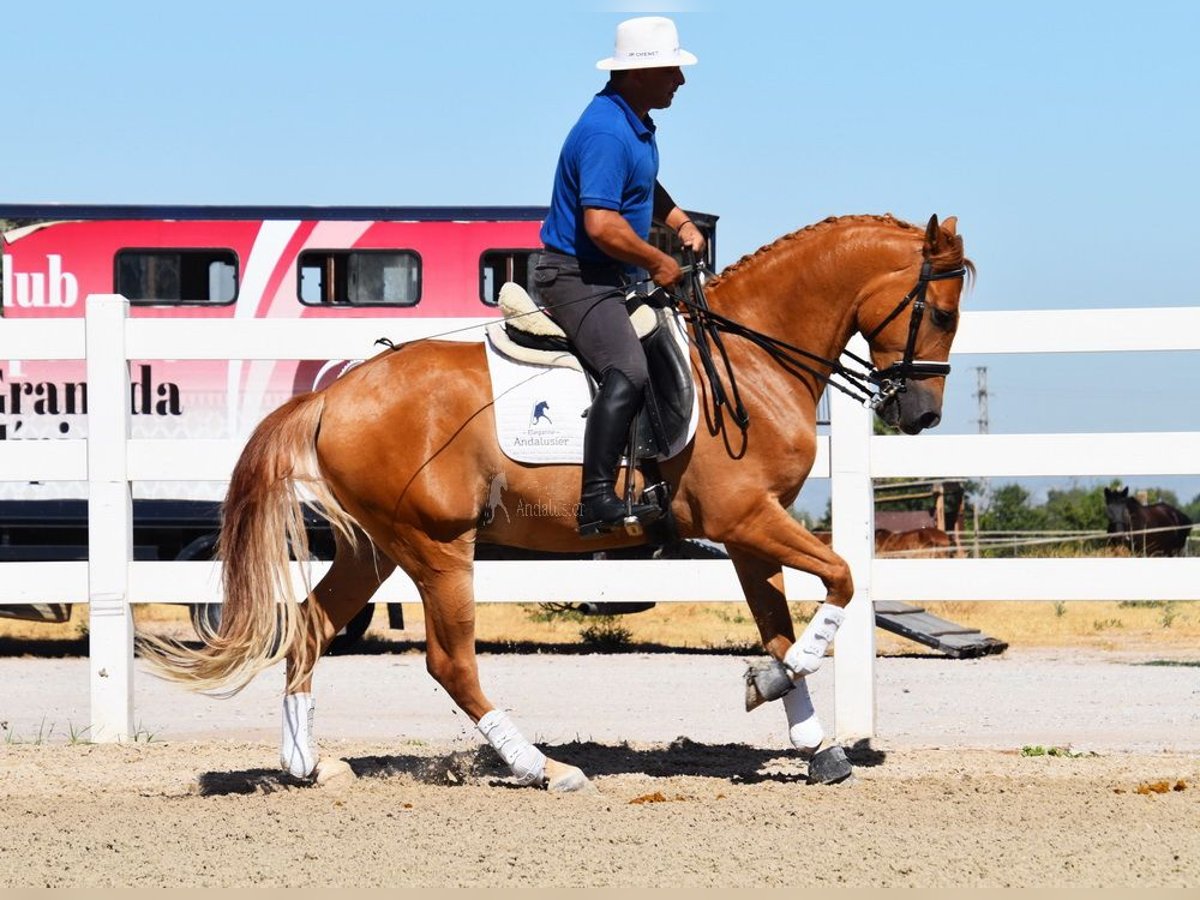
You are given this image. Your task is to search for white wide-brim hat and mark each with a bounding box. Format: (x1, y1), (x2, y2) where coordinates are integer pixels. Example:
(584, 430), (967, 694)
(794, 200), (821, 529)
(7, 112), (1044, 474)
(596, 16), (698, 71)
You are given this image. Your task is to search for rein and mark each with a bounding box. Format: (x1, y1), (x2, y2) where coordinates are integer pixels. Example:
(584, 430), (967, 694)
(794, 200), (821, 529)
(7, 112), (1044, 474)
(371, 249), (965, 435)
(675, 252), (966, 431)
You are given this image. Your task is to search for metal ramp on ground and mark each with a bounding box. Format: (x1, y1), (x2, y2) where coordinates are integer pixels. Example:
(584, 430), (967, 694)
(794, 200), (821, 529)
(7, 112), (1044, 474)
(874, 601), (1008, 658)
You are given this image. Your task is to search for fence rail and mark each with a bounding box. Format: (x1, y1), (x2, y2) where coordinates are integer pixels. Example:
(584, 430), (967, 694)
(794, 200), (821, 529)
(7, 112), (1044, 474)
(1, 296), (1197, 742)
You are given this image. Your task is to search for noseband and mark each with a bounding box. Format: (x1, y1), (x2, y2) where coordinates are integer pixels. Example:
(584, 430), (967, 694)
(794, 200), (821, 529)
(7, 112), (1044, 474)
(677, 255), (966, 430)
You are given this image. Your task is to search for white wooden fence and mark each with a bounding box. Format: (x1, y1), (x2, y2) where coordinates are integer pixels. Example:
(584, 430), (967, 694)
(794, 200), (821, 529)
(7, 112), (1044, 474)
(1, 296), (1198, 742)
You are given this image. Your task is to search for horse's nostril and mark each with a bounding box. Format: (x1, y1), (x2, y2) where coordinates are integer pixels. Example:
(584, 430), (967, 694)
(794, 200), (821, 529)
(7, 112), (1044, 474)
(918, 411), (940, 430)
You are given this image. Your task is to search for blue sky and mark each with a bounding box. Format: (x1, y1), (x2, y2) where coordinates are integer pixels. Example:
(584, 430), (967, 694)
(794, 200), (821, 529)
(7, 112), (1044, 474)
(5, 1), (1198, 513)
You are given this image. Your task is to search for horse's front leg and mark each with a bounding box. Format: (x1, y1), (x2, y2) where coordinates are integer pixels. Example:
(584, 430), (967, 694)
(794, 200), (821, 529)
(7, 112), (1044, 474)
(721, 505), (855, 758)
(281, 528), (395, 779)
(721, 501), (853, 671)
(727, 549), (830, 759)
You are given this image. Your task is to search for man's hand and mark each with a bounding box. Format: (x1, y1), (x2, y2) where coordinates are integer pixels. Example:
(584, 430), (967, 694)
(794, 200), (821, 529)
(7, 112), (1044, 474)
(649, 253), (683, 288)
(676, 220), (707, 256)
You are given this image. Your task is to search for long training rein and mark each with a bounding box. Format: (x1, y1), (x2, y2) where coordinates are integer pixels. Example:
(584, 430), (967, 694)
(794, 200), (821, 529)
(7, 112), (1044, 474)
(672, 252), (967, 432)
(373, 252), (965, 434)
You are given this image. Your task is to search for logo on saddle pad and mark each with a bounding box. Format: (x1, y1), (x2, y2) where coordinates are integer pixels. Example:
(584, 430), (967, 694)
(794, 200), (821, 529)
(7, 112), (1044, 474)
(508, 398), (571, 452)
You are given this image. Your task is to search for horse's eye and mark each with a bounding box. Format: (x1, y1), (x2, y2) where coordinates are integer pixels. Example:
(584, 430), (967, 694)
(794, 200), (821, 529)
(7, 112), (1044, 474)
(929, 306), (957, 330)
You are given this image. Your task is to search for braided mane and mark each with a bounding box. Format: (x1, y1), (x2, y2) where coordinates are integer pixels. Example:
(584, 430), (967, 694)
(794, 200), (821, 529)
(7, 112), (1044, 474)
(709, 214), (943, 287)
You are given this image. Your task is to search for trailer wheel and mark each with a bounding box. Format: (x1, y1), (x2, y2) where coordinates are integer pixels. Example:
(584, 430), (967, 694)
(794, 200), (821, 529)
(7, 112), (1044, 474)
(187, 599), (223, 638)
(176, 534), (221, 639)
(176, 533), (374, 652)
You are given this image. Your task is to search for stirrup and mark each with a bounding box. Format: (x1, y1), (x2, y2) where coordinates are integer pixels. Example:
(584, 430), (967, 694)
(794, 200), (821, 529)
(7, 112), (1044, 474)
(578, 513), (644, 539)
(577, 497), (662, 538)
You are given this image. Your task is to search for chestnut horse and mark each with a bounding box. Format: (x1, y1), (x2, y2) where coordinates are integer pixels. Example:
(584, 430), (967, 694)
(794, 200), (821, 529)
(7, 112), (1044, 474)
(140, 214), (971, 789)
(874, 527), (953, 558)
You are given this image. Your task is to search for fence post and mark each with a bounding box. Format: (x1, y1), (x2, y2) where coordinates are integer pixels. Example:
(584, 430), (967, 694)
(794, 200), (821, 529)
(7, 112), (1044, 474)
(86, 295), (133, 742)
(829, 340), (876, 741)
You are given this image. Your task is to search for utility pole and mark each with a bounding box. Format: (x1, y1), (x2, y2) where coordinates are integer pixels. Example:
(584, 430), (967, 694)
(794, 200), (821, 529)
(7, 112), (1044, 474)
(975, 366), (990, 436)
(973, 366), (991, 558)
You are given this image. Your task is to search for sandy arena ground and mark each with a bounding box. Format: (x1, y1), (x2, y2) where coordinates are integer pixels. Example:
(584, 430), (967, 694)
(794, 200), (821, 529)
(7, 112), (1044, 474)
(1, 648), (1198, 887)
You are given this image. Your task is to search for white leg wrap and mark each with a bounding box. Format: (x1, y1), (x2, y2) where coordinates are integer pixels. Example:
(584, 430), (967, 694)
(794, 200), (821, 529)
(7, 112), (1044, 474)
(783, 602), (846, 678)
(477, 709), (547, 786)
(782, 677), (824, 754)
(281, 692), (319, 779)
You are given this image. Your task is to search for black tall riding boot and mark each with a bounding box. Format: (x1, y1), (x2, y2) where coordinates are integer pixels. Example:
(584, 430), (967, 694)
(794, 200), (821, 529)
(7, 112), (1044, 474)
(577, 369), (662, 537)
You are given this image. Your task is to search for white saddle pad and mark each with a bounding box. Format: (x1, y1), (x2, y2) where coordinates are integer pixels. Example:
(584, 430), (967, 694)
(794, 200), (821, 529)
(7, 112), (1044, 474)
(484, 313), (699, 465)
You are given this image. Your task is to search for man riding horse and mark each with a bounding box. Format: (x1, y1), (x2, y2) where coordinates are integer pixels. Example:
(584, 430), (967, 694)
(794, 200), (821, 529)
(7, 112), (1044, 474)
(137, 16), (972, 791)
(533, 16), (707, 537)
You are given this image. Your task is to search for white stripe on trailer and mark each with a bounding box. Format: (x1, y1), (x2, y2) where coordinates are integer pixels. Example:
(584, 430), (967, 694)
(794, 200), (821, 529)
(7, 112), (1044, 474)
(226, 220), (301, 437)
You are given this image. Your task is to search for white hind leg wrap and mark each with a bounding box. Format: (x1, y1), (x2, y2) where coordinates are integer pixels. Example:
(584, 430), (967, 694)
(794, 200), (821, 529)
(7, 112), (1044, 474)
(477, 709), (547, 786)
(783, 677), (824, 755)
(783, 602), (846, 678)
(281, 693), (319, 779)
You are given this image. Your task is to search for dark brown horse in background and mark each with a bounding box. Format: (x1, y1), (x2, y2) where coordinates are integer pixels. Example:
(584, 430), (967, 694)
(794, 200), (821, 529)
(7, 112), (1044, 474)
(1104, 486), (1193, 557)
(140, 214), (971, 789)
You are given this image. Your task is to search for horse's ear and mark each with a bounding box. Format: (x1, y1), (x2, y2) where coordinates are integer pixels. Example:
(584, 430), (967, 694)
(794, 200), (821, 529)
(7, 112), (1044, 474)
(941, 216), (958, 236)
(923, 214), (940, 255)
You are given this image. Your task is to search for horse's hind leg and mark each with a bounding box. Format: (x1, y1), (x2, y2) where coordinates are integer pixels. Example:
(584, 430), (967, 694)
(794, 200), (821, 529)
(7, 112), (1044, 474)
(281, 527), (396, 778)
(407, 539), (589, 792)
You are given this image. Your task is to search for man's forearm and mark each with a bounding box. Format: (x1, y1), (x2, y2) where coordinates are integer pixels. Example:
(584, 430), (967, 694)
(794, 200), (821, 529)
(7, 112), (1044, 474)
(653, 182), (689, 232)
(653, 181), (705, 253)
(583, 208), (671, 271)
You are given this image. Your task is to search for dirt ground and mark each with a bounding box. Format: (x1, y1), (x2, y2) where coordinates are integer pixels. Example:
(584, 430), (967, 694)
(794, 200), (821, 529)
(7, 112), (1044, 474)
(0, 740), (1196, 888)
(1, 646), (1198, 888)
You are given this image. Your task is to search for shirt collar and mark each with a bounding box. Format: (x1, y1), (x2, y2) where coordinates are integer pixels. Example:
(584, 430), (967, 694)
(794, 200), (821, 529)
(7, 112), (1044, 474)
(598, 84), (656, 137)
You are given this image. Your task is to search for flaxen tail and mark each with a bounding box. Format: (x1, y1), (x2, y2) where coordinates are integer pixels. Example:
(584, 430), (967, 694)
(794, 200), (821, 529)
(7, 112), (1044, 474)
(138, 392), (359, 696)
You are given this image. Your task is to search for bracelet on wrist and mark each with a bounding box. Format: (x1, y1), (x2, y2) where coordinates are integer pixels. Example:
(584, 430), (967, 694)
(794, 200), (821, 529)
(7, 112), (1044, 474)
(676, 220), (694, 234)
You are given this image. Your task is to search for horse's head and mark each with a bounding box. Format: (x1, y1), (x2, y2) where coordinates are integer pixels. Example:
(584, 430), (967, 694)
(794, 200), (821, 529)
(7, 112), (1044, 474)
(857, 215), (971, 434)
(1104, 486), (1133, 534)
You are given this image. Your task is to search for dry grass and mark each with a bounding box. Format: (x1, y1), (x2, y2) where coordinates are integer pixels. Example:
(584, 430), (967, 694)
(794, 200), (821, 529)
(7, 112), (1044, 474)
(3, 596), (1198, 655)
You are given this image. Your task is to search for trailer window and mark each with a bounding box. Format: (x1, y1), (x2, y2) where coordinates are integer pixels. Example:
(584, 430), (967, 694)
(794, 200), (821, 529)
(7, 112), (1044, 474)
(116, 249), (238, 304)
(480, 250), (533, 306)
(298, 250), (421, 306)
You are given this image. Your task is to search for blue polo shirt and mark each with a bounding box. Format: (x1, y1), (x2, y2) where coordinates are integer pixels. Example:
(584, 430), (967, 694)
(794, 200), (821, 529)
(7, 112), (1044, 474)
(540, 85), (659, 267)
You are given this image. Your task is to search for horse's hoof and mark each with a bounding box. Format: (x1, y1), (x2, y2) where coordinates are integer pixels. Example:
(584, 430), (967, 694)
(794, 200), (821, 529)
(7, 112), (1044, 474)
(314, 758), (356, 788)
(281, 761), (317, 780)
(545, 761), (593, 793)
(806, 744), (853, 785)
(744, 658), (795, 711)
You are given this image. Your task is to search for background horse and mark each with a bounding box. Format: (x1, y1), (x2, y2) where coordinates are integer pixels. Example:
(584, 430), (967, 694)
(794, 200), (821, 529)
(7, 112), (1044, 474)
(1104, 486), (1193, 557)
(874, 527), (953, 558)
(814, 527), (953, 558)
(140, 214), (971, 789)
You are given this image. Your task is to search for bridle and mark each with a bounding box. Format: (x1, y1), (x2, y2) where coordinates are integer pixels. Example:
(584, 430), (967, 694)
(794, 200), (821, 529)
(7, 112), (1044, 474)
(676, 252), (967, 431)
(860, 259), (967, 408)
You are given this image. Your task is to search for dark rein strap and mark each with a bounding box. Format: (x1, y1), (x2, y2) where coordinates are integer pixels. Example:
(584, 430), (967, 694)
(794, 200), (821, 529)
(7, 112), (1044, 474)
(371, 252), (963, 436)
(677, 260), (751, 429)
(674, 252), (966, 431)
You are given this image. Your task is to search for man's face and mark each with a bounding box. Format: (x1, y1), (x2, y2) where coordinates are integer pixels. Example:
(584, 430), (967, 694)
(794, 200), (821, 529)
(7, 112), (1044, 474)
(631, 66), (686, 109)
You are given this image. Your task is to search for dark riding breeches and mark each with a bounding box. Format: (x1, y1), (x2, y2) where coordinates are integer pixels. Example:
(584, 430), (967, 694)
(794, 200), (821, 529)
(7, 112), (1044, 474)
(529, 249), (650, 390)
